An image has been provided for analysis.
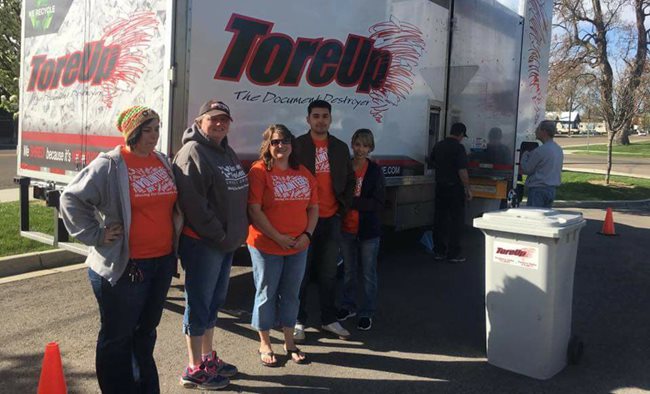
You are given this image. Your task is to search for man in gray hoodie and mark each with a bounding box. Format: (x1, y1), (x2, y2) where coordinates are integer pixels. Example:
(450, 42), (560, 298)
(173, 100), (248, 390)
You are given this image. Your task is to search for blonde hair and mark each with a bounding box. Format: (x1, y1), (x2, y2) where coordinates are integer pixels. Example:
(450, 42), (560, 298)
(351, 128), (375, 151)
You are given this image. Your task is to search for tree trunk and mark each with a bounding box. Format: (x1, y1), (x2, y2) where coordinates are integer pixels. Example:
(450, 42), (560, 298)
(605, 132), (615, 185)
(615, 129), (631, 145)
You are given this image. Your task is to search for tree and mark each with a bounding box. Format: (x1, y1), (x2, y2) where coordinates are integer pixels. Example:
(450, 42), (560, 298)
(547, 61), (598, 134)
(0, 0), (20, 118)
(552, 0), (649, 184)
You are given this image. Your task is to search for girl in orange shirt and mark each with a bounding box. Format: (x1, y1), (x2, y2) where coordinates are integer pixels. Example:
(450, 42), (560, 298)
(247, 125), (319, 366)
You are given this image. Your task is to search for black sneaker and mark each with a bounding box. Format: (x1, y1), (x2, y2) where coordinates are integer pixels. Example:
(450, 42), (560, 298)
(357, 317), (372, 330)
(433, 253), (446, 261)
(337, 308), (356, 321)
(447, 255), (466, 263)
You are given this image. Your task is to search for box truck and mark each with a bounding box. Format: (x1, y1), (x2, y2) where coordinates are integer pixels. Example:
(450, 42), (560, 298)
(15, 0), (553, 252)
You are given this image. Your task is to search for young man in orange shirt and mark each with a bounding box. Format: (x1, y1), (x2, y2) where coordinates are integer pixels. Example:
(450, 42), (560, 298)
(294, 100), (356, 340)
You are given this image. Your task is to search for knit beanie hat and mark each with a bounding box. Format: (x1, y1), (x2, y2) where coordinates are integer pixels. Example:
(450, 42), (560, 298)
(116, 106), (160, 141)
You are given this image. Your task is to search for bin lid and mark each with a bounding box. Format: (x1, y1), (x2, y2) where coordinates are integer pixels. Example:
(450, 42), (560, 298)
(473, 208), (586, 238)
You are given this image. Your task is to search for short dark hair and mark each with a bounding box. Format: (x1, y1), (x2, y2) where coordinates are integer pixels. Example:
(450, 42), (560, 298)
(538, 120), (557, 137)
(308, 100), (331, 115)
(126, 118), (157, 149)
(259, 124), (300, 170)
(450, 122), (467, 137)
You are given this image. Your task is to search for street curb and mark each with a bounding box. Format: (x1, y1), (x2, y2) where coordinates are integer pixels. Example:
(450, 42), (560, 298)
(0, 249), (83, 278)
(554, 199), (650, 209)
(563, 167), (650, 180)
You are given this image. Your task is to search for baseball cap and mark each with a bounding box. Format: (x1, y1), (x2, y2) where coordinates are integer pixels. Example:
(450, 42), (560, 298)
(198, 99), (233, 121)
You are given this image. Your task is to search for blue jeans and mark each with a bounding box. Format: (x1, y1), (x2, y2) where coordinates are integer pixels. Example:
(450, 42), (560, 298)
(179, 235), (234, 336)
(527, 186), (556, 208)
(340, 232), (380, 318)
(248, 246), (308, 331)
(88, 253), (175, 394)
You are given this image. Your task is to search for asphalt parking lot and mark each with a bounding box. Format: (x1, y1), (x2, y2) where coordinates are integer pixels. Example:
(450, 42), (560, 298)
(1, 207), (649, 393)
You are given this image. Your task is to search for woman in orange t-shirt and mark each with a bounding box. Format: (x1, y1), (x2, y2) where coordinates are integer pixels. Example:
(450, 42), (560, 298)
(247, 124), (318, 366)
(60, 106), (180, 393)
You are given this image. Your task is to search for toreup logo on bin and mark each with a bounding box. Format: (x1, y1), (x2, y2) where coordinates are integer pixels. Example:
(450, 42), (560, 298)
(493, 241), (539, 270)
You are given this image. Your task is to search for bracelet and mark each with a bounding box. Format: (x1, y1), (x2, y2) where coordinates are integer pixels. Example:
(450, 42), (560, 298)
(302, 231), (312, 242)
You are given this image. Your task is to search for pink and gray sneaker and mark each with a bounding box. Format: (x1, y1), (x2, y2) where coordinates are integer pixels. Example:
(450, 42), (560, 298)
(203, 351), (239, 378)
(179, 363), (230, 390)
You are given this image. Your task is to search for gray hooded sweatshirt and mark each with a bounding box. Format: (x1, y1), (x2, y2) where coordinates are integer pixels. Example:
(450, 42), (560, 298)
(60, 146), (182, 286)
(172, 123), (249, 252)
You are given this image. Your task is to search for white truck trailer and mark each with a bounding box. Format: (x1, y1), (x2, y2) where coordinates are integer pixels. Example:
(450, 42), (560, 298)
(15, 0), (552, 251)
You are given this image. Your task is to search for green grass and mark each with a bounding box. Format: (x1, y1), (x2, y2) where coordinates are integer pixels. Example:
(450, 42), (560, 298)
(0, 201), (56, 258)
(556, 171), (650, 201)
(567, 140), (650, 157)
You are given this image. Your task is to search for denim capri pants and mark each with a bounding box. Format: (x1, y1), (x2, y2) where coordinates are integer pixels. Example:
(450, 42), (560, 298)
(179, 234), (234, 336)
(248, 245), (308, 331)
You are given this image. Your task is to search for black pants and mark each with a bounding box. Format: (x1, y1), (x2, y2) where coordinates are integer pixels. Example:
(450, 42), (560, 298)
(297, 214), (341, 326)
(88, 254), (175, 394)
(433, 183), (465, 258)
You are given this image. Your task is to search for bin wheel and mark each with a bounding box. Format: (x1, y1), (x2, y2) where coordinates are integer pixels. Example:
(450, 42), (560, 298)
(568, 336), (584, 365)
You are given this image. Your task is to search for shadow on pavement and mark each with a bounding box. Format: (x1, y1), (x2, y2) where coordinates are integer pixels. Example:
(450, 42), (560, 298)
(138, 210), (650, 392)
(0, 350), (96, 394)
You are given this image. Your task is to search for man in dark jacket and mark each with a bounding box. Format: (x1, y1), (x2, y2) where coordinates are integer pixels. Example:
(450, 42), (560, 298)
(293, 100), (355, 341)
(431, 122), (473, 263)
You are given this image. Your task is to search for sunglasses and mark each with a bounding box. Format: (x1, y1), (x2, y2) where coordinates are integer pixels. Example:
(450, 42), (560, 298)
(270, 138), (292, 147)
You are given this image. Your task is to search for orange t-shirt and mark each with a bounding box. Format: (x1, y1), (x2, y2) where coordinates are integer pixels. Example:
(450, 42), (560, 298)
(313, 137), (338, 217)
(342, 160), (368, 234)
(121, 147), (177, 259)
(246, 161), (318, 255)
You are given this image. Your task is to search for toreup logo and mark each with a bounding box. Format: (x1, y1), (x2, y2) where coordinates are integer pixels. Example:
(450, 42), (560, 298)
(496, 247), (530, 257)
(214, 13), (425, 122)
(214, 14), (391, 93)
(27, 40), (120, 91)
(25, 12), (160, 108)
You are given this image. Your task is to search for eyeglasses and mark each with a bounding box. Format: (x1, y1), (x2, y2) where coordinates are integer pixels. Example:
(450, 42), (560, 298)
(270, 138), (291, 147)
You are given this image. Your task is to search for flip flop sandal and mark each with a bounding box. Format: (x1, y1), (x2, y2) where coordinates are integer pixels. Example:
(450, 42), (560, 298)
(285, 347), (308, 364)
(258, 350), (279, 367)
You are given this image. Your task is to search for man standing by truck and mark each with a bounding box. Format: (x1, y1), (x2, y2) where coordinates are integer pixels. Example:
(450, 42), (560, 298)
(520, 120), (563, 208)
(294, 100), (355, 341)
(431, 122), (472, 263)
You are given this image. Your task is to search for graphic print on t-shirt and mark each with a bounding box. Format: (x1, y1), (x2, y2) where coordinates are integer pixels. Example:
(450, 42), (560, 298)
(218, 164), (248, 191)
(315, 146), (330, 174)
(128, 167), (177, 198)
(354, 176), (364, 197)
(272, 175), (311, 201)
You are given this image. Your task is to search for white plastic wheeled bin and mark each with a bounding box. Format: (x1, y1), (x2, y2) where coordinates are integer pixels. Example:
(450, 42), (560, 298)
(473, 208), (586, 379)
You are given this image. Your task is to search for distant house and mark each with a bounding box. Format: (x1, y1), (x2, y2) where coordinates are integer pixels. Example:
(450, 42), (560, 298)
(546, 111), (581, 132)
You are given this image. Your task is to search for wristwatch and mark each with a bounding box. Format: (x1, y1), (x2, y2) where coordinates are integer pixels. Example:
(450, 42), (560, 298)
(302, 231), (313, 241)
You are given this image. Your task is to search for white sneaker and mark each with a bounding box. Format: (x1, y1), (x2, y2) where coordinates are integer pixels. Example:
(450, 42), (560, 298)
(321, 322), (351, 340)
(293, 323), (305, 343)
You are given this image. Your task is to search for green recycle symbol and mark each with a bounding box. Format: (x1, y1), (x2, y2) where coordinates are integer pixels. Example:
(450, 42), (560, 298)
(30, 0), (54, 30)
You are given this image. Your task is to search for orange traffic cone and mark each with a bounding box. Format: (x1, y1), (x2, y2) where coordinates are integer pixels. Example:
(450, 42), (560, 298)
(598, 207), (618, 236)
(38, 342), (67, 394)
